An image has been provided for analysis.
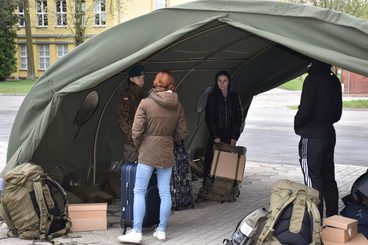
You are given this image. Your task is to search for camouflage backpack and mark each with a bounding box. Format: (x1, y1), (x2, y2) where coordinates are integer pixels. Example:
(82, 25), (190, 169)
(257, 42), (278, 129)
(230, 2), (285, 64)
(255, 180), (321, 245)
(197, 177), (240, 203)
(0, 163), (71, 240)
(196, 143), (245, 203)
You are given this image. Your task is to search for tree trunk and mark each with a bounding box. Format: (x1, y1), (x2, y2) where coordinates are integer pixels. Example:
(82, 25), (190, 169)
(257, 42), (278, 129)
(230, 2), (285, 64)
(24, 0), (36, 80)
(74, 0), (85, 46)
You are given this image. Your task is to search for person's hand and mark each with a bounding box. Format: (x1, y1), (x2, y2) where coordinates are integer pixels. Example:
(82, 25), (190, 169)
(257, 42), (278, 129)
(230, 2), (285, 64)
(214, 138), (221, 143)
(230, 139), (237, 146)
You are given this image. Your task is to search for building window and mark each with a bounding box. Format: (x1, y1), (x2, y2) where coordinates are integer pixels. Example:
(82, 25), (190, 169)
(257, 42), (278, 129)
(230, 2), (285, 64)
(38, 44), (50, 70)
(154, 0), (168, 10)
(75, 0), (86, 27)
(94, 0), (106, 26)
(56, 0), (67, 26)
(20, 45), (27, 70)
(37, 0), (48, 27)
(18, 6), (25, 27)
(57, 44), (68, 60)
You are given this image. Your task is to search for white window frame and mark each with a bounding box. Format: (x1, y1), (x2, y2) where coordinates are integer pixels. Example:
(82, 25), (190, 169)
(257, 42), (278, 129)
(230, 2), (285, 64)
(94, 0), (106, 26)
(56, 0), (67, 26)
(37, 0), (48, 27)
(20, 45), (28, 70)
(38, 44), (50, 70)
(57, 44), (68, 60)
(154, 0), (168, 10)
(18, 6), (25, 27)
(75, 0), (86, 27)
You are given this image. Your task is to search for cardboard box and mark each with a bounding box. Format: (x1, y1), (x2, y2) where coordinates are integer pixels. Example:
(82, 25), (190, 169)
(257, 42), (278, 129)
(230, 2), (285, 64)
(322, 233), (368, 245)
(322, 226), (355, 243)
(322, 215), (358, 243)
(68, 203), (107, 232)
(210, 149), (246, 181)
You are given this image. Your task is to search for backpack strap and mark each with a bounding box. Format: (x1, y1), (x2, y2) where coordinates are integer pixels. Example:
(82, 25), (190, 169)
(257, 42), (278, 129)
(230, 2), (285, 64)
(306, 197), (321, 245)
(211, 148), (221, 182)
(45, 177), (68, 212)
(233, 153), (241, 187)
(0, 202), (16, 236)
(49, 214), (72, 239)
(43, 177), (72, 239)
(289, 191), (306, 233)
(256, 190), (299, 244)
(33, 180), (51, 239)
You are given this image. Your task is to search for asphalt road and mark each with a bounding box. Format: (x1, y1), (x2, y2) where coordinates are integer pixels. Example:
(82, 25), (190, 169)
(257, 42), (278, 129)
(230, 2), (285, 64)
(1, 89), (368, 170)
(238, 89), (368, 167)
(0, 95), (24, 169)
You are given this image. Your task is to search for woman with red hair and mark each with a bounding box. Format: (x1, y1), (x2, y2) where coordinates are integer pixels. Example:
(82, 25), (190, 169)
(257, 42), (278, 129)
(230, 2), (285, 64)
(118, 70), (187, 244)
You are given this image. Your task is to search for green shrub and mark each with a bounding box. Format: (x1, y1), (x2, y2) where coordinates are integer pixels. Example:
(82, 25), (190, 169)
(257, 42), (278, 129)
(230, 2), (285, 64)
(0, 0), (17, 80)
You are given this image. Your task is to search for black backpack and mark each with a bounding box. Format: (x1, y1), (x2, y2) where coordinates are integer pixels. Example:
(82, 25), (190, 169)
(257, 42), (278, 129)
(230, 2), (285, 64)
(350, 169), (368, 206)
(339, 169), (368, 239)
(340, 200), (368, 239)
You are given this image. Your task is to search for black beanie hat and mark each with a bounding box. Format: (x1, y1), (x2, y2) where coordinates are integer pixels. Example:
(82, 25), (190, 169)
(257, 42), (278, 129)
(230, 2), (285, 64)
(128, 64), (145, 78)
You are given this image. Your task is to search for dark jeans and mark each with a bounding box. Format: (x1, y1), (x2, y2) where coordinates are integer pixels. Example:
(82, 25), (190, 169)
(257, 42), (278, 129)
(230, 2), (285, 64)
(298, 136), (338, 218)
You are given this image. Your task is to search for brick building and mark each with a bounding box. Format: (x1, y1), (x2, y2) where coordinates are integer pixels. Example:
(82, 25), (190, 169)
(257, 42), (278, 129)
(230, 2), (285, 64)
(341, 70), (368, 95)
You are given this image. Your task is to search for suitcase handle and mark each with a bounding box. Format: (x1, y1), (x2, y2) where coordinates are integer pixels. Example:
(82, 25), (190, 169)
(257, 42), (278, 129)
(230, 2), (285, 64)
(126, 182), (130, 205)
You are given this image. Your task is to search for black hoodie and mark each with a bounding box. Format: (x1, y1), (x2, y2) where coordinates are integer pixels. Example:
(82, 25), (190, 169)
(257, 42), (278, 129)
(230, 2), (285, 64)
(294, 61), (342, 137)
(205, 75), (243, 141)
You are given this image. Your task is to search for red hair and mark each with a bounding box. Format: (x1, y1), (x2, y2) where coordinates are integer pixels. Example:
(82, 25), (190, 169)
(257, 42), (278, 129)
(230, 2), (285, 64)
(153, 70), (176, 91)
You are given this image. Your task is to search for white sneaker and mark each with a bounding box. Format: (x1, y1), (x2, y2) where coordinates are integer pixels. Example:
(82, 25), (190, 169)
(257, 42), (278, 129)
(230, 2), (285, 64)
(117, 230), (143, 244)
(153, 229), (166, 241)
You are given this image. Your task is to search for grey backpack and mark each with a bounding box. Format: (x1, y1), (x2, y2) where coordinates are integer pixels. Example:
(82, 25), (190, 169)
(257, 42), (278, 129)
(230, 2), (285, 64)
(223, 208), (269, 245)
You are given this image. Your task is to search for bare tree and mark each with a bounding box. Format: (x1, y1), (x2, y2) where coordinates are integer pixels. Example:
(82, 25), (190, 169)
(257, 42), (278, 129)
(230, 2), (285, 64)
(18, 0), (36, 80)
(65, 0), (94, 46)
(66, 0), (125, 46)
(110, 0), (126, 24)
(285, 0), (368, 19)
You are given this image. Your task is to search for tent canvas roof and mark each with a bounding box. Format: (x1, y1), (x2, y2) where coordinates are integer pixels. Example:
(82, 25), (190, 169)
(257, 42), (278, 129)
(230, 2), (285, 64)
(4, 0), (368, 181)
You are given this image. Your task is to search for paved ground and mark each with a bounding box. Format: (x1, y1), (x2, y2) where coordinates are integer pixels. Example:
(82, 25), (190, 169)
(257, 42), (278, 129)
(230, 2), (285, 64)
(0, 90), (367, 244)
(0, 161), (365, 245)
(0, 95), (24, 167)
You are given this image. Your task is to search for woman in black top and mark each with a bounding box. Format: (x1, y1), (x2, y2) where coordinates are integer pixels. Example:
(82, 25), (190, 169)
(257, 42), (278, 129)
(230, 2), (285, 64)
(203, 70), (243, 184)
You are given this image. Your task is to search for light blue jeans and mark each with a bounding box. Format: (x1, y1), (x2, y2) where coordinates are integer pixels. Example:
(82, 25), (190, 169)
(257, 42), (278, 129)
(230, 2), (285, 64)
(133, 163), (172, 233)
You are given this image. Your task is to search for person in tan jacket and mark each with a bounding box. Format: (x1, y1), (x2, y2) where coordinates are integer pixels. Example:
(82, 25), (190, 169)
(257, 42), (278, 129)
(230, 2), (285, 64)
(118, 70), (188, 244)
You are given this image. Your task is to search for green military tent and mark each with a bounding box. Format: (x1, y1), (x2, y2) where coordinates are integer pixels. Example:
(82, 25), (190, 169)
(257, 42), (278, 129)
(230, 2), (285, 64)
(3, 0), (368, 184)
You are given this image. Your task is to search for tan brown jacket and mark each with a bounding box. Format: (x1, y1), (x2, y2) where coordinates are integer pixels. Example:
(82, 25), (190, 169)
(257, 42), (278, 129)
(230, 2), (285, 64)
(132, 88), (187, 168)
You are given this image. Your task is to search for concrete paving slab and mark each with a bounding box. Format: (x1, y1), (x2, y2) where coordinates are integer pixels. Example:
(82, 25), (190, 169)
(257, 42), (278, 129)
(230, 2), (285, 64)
(0, 161), (365, 245)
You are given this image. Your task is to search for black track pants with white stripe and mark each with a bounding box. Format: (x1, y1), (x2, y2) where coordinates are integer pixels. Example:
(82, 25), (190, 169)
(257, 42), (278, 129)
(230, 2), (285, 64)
(298, 136), (338, 218)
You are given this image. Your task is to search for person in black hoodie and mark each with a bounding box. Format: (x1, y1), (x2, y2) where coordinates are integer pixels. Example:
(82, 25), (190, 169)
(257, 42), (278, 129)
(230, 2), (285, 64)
(203, 70), (243, 185)
(294, 59), (342, 218)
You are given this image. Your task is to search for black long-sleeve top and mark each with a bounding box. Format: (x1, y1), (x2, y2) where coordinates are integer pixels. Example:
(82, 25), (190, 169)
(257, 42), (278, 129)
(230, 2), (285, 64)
(294, 64), (342, 138)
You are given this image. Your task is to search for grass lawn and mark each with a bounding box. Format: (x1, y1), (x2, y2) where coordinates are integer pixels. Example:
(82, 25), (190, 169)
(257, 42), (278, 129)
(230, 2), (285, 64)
(280, 69), (342, 91)
(288, 100), (368, 110)
(279, 74), (306, 91)
(0, 80), (34, 94)
(343, 100), (368, 109)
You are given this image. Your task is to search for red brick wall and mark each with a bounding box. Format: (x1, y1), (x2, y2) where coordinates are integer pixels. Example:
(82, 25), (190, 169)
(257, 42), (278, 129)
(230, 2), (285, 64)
(341, 70), (368, 95)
